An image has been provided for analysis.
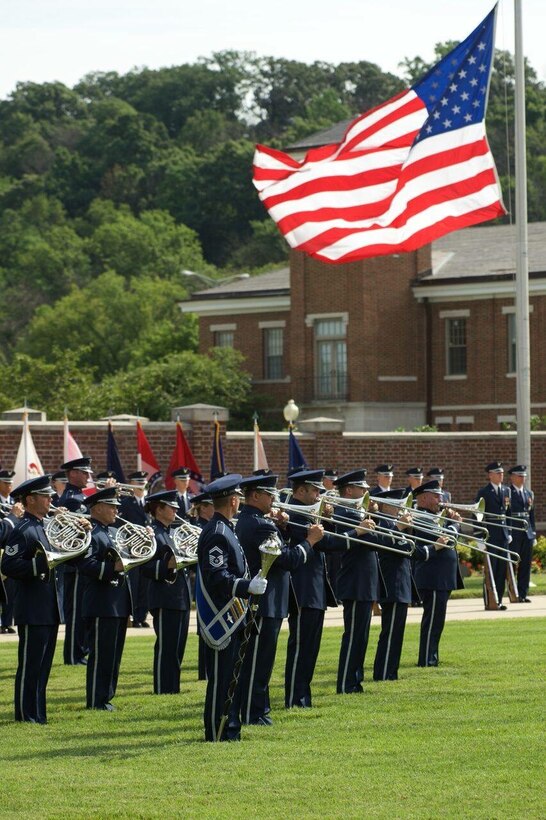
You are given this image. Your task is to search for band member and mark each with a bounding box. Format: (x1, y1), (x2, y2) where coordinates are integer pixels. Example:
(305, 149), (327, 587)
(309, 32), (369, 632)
(426, 467), (451, 503)
(196, 474), (267, 742)
(403, 467), (423, 497)
(119, 471), (151, 628)
(0, 469), (23, 633)
(1, 476), (60, 723)
(76, 487), (132, 711)
(235, 471), (322, 725)
(189, 491), (214, 680)
(323, 468), (342, 589)
(50, 471), (68, 506)
(332, 469), (381, 694)
(323, 469), (338, 492)
(59, 456), (93, 665)
(172, 467), (192, 520)
(372, 489), (418, 681)
(139, 490), (192, 694)
(369, 464), (394, 496)
(507, 465), (536, 603)
(284, 469), (361, 708)
(412, 480), (463, 666)
(475, 461), (511, 610)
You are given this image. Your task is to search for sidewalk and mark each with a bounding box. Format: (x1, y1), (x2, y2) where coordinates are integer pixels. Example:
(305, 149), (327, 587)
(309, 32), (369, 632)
(1, 595), (544, 642)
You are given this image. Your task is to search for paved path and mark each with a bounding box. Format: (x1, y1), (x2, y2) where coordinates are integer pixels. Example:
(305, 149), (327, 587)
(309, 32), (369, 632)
(1, 595), (544, 642)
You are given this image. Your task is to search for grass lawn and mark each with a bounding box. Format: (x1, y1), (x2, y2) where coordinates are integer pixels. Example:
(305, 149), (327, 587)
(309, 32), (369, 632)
(1, 618), (545, 819)
(451, 571), (546, 599)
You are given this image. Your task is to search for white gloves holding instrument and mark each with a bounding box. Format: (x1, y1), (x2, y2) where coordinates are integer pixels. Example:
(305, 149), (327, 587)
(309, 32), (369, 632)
(248, 573), (268, 595)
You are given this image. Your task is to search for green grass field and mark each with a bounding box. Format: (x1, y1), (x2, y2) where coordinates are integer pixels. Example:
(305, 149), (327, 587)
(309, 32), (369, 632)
(1, 618), (545, 819)
(451, 571), (546, 598)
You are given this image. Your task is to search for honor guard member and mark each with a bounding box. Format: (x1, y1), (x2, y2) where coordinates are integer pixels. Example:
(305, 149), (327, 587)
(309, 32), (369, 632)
(323, 469), (338, 492)
(412, 480), (463, 666)
(118, 471), (151, 628)
(284, 469), (354, 708)
(332, 469), (382, 694)
(235, 472), (323, 725)
(369, 464), (395, 496)
(196, 474), (268, 742)
(190, 491), (214, 680)
(76, 487), (132, 711)
(475, 462), (511, 610)
(51, 471), (68, 506)
(1, 476), (60, 723)
(59, 455), (93, 665)
(172, 467), (192, 520)
(0, 469), (24, 633)
(507, 465), (536, 603)
(426, 467), (451, 503)
(403, 467), (423, 498)
(372, 489), (419, 681)
(141, 490), (192, 694)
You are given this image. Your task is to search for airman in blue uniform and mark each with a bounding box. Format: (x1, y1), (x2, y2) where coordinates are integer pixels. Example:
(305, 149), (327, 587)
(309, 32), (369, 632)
(507, 465), (536, 603)
(475, 461), (511, 610)
(118, 470), (151, 628)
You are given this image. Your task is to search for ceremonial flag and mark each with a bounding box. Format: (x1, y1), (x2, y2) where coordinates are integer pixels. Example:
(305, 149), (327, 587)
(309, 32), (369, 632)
(210, 417), (226, 481)
(288, 428), (308, 474)
(136, 421), (161, 488)
(13, 410), (43, 486)
(253, 6), (504, 264)
(106, 422), (126, 483)
(63, 413), (83, 463)
(165, 421), (203, 491)
(253, 417), (269, 472)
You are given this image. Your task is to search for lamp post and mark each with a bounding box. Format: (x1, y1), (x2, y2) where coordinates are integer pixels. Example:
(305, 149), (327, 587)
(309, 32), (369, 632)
(181, 270), (250, 288)
(283, 399), (299, 430)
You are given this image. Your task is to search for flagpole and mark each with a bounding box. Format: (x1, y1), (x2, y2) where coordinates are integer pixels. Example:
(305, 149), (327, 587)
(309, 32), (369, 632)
(514, 0), (531, 484)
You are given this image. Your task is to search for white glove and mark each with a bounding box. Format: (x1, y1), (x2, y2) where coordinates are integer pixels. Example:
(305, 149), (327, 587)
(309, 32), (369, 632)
(248, 574), (268, 595)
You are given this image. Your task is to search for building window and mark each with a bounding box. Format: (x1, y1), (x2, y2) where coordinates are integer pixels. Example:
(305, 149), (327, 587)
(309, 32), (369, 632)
(446, 317), (467, 375)
(507, 313), (516, 373)
(215, 330), (234, 348)
(263, 327), (284, 380)
(314, 318), (347, 399)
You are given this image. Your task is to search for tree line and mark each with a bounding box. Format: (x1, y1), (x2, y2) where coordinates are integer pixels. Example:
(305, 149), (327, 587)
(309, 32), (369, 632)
(0, 49), (544, 426)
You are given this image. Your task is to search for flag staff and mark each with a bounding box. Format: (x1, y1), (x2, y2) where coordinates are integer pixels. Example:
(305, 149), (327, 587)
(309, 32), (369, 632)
(514, 0), (531, 484)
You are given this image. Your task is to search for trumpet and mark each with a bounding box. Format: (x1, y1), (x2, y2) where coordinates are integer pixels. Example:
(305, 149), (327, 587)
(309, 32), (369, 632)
(95, 481), (142, 497)
(171, 521), (201, 569)
(42, 512), (92, 568)
(110, 517), (157, 572)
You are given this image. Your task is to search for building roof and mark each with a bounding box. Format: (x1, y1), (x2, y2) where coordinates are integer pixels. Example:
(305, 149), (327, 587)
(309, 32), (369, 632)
(286, 119), (354, 153)
(190, 267), (290, 300)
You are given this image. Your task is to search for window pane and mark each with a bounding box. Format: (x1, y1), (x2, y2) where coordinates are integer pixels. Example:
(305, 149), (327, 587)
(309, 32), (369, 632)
(446, 318), (467, 375)
(264, 327), (283, 380)
(315, 319), (345, 338)
(215, 330), (234, 348)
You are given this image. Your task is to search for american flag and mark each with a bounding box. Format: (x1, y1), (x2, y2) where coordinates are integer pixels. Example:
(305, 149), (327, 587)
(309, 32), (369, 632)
(253, 7), (505, 264)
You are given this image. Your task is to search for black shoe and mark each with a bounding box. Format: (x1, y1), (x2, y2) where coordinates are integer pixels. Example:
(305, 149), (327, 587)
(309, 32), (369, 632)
(95, 703), (115, 712)
(519, 597), (531, 603)
(249, 715), (273, 726)
(497, 604), (507, 611)
(77, 658), (88, 665)
(131, 621), (142, 628)
(1, 626), (16, 634)
(140, 621), (151, 628)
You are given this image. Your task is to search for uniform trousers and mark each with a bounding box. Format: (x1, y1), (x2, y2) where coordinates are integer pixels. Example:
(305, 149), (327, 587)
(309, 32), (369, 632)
(15, 624), (58, 723)
(285, 607), (324, 707)
(203, 631), (242, 742)
(1, 578), (15, 627)
(238, 615), (282, 723)
(373, 602), (409, 681)
(417, 589), (450, 666)
(63, 569), (88, 664)
(151, 607), (190, 694)
(129, 567), (150, 624)
(197, 631), (208, 680)
(86, 616), (127, 708)
(337, 600), (373, 693)
(512, 533), (533, 599)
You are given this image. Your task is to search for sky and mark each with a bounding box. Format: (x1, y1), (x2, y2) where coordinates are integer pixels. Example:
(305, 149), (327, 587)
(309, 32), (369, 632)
(1, 0), (545, 100)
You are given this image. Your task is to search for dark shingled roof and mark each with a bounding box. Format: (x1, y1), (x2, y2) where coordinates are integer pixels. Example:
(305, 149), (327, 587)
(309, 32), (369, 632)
(286, 119), (355, 152)
(190, 267), (290, 299)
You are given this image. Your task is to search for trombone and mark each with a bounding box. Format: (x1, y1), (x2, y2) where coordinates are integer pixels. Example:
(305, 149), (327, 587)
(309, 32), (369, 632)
(438, 498), (527, 532)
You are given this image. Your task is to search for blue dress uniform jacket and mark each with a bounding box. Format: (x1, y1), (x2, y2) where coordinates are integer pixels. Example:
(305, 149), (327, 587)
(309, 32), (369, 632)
(77, 522), (132, 618)
(58, 483), (88, 663)
(475, 483), (511, 605)
(142, 521), (191, 611)
(59, 484), (88, 514)
(2, 513), (60, 723)
(334, 505), (384, 602)
(509, 485), (536, 600)
(119, 495), (150, 624)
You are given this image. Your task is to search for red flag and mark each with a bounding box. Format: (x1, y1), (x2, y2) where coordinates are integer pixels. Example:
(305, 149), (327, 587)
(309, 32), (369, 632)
(165, 421), (203, 491)
(136, 421), (161, 486)
(253, 8), (504, 264)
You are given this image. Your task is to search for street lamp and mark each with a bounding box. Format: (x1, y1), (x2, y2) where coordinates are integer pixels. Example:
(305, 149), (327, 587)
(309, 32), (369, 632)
(181, 269), (250, 287)
(283, 399), (300, 429)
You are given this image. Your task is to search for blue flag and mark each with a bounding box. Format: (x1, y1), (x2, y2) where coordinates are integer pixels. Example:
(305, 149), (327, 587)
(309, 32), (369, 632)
(288, 428), (308, 474)
(107, 422), (126, 483)
(210, 418), (226, 481)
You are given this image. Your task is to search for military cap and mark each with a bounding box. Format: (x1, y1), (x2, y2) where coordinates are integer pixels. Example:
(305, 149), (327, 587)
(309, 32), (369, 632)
(375, 464), (394, 476)
(413, 480), (444, 497)
(289, 469), (325, 489)
(61, 456), (93, 473)
(287, 465), (307, 477)
(51, 470), (68, 482)
(146, 490), (179, 508)
(12, 475), (54, 499)
(171, 467), (191, 478)
(84, 487), (121, 507)
(485, 461), (504, 473)
(426, 467), (444, 478)
(508, 465), (527, 476)
(128, 470), (148, 483)
(96, 470), (117, 481)
(204, 474), (243, 499)
(191, 491), (213, 506)
(324, 468), (338, 479)
(0, 469), (16, 481)
(252, 468), (275, 477)
(240, 473), (279, 493)
(335, 469), (369, 488)
(375, 488), (406, 500)
(405, 466), (423, 477)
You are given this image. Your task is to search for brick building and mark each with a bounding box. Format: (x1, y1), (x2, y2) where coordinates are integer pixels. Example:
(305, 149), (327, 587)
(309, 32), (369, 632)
(180, 221), (546, 432)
